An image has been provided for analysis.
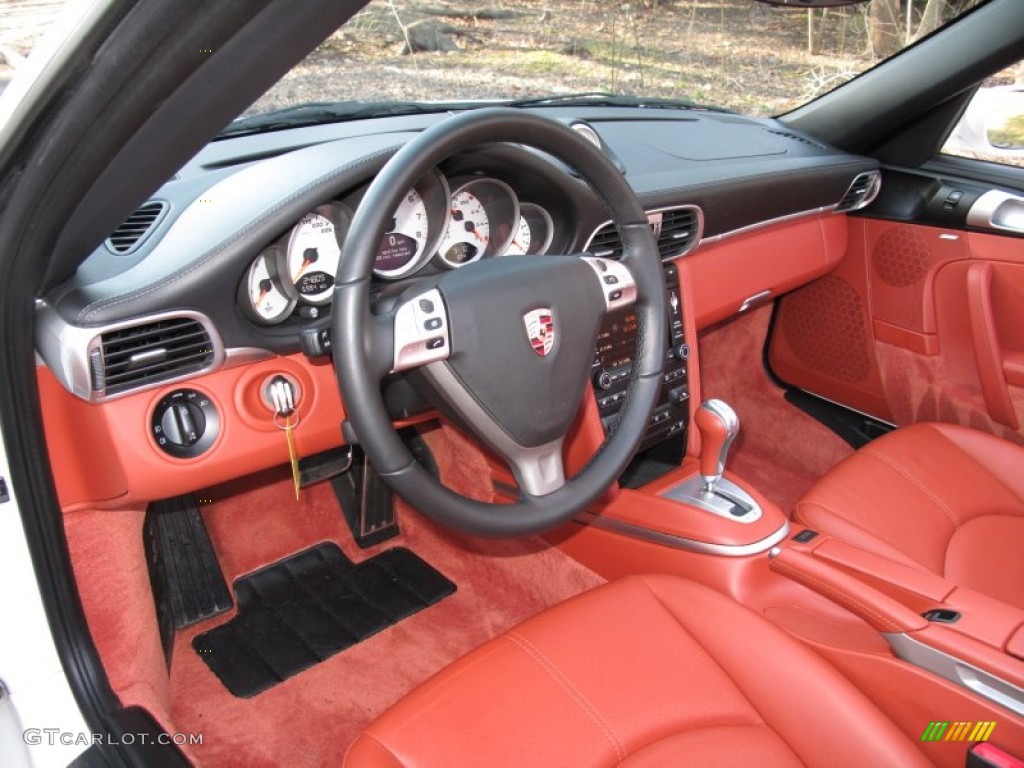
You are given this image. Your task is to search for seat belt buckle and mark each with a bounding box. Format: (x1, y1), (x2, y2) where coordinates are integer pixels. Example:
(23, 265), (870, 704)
(967, 743), (1024, 768)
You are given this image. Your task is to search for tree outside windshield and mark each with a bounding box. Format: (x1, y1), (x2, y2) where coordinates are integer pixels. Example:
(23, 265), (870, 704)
(247, 0), (983, 118)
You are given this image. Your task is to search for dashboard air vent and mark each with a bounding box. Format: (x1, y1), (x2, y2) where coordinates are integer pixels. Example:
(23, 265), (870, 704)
(98, 317), (214, 395)
(585, 206), (703, 262)
(105, 201), (167, 254)
(656, 207), (701, 260)
(835, 171), (881, 213)
(586, 223), (626, 259)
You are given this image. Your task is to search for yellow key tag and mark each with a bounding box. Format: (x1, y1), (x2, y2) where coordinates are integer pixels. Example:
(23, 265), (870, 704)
(276, 412), (301, 501)
(286, 416), (301, 500)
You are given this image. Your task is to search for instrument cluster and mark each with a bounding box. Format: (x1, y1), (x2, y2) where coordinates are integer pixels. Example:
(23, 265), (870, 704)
(241, 168), (557, 325)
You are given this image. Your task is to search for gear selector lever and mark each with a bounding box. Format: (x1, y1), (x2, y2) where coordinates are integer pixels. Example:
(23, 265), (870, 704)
(694, 399), (740, 494)
(660, 398), (762, 523)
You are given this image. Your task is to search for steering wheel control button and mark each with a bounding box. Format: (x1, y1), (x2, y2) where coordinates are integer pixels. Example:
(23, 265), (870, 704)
(151, 388), (220, 458)
(392, 288), (450, 373)
(581, 256), (637, 312)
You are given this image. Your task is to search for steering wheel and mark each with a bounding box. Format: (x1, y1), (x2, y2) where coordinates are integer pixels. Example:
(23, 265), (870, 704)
(333, 108), (666, 536)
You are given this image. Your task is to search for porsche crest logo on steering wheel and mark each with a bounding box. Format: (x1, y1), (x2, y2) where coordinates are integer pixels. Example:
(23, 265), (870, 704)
(523, 308), (554, 357)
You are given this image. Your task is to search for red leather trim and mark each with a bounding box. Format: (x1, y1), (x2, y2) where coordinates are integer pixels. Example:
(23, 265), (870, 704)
(769, 218), (892, 421)
(966, 261), (1019, 428)
(348, 575), (932, 768)
(811, 537), (955, 603)
(769, 547), (929, 634)
(1008, 624), (1024, 662)
(687, 214), (845, 330)
(872, 318), (939, 356)
(40, 355), (356, 506)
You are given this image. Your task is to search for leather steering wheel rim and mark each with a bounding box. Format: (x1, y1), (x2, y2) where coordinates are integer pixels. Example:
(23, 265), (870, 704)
(333, 108), (666, 536)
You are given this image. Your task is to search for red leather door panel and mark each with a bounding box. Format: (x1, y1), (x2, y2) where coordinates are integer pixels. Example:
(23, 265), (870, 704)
(769, 216), (1024, 444)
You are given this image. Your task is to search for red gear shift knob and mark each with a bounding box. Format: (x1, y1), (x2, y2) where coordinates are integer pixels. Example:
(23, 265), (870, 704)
(694, 399), (739, 492)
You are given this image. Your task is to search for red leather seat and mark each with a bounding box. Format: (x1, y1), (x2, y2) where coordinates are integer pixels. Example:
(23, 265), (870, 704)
(796, 423), (1024, 611)
(345, 574), (929, 767)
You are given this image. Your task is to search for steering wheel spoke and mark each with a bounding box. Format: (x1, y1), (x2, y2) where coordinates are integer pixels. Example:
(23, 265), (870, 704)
(580, 256), (637, 313)
(507, 440), (567, 497)
(390, 288), (451, 374)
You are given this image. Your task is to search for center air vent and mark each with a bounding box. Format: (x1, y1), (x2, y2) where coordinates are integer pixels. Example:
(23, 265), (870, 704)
(585, 205), (703, 262)
(835, 171), (881, 213)
(105, 201), (167, 254)
(95, 316), (216, 395)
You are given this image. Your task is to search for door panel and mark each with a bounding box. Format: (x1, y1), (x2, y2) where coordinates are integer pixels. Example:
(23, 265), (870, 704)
(769, 175), (1024, 445)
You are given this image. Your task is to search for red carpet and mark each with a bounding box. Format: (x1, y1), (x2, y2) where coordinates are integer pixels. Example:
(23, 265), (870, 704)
(66, 422), (604, 767)
(698, 307), (853, 513)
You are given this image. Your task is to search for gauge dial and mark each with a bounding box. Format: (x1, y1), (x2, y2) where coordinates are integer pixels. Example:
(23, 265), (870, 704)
(245, 251), (295, 324)
(439, 188), (490, 266)
(371, 169), (450, 280)
(286, 212), (340, 304)
(503, 203), (554, 257)
(376, 188), (428, 278)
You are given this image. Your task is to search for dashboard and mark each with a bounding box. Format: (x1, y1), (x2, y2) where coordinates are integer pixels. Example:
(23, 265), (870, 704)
(33, 106), (881, 507)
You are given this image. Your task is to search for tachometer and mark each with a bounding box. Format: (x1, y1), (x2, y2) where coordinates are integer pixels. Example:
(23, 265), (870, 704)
(286, 210), (341, 304)
(436, 178), (518, 268)
(372, 169), (451, 280)
(376, 188), (428, 277)
(244, 250), (296, 324)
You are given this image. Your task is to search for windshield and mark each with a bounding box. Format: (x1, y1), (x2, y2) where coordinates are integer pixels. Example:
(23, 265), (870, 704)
(244, 0), (984, 120)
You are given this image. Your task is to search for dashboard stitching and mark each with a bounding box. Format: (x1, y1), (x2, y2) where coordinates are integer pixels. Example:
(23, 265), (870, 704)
(77, 146), (402, 323)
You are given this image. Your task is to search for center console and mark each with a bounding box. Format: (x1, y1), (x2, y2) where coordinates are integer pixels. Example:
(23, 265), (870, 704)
(591, 263), (690, 461)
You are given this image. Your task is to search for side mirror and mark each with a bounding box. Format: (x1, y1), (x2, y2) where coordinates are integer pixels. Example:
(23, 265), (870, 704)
(987, 100), (1024, 153)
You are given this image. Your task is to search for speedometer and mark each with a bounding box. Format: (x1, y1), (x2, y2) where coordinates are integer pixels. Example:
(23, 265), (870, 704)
(438, 188), (490, 266)
(436, 178), (518, 268)
(286, 210), (341, 305)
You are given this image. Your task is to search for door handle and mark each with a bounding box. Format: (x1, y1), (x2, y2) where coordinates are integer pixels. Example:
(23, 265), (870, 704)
(967, 190), (1024, 235)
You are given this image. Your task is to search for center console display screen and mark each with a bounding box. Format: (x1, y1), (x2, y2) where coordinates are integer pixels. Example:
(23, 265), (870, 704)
(596, 308), (638, 370)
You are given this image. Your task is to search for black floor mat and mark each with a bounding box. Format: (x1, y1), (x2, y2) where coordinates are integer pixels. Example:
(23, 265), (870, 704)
(193, 543), (455, 697)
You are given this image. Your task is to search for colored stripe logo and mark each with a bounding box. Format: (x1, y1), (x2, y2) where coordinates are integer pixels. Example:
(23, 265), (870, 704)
(921, 721), (997, 742)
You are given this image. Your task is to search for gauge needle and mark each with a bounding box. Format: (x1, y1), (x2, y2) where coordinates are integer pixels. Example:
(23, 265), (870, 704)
(257, 278), (272, 304)
(293, 247), (319, 282)
(465, 221), (488, 245)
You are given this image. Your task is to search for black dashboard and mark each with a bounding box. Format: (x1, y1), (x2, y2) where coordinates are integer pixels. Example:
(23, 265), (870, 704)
(36, 106), (879, 405)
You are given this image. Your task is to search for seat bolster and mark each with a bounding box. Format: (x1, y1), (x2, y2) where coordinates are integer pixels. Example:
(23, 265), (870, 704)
(638, 575), (933, 768)
(928, 423), (1024, 505)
